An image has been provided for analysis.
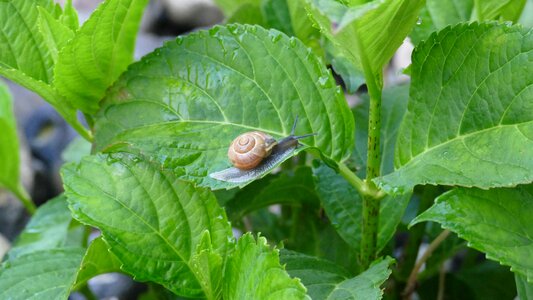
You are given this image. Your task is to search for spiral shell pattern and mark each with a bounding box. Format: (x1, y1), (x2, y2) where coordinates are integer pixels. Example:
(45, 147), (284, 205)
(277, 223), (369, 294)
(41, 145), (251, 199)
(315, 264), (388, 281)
(228, 131), (276, 170)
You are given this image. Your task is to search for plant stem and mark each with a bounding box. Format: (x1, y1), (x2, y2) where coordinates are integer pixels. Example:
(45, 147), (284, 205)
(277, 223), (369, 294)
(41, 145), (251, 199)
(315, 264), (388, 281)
(360, 69), (384, 269)
(403, 229), (451, 299)
(338, 163), (366, 195)
(437, 263), (446, 300)
(12, 183), (36, 215)
(78, 284), (97, 300)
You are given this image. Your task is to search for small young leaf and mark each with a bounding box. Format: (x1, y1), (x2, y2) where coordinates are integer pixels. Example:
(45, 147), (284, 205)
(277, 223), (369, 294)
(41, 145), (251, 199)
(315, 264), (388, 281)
(62, 153), (234, 298)
(313, 163), (410, 252)
(411, 185), (533, 281)
(54, 0), (149, 114)
(307, 0), (424, 92)
(59, 0), (79, 31)
(377, 23), (533, 194)
(0, 0), (56, 83)
(223, 233), (309, 299)
(37, 6), (75, 62)
(94, 24), (354, 190)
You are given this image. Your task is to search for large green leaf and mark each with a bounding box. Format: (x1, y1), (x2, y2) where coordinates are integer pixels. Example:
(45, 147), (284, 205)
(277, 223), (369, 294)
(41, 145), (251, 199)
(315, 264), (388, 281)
(225, 166), (319, 220)
(62, 153), (234, 298)
(94, 24), (354, 190)
(0, 248), (85, 300)
(0, 0), (56, 83)
(54, 0), (149, 114)
(313, 163), (410, 252)
(223, 233), (309, 299)
(280, 250), (350, 299)
(377, 23), (533, 194)
(411, 185), (533, 281)
(7, 195), (72, 259)
(306, 0), (424, 92)
(284, 252), (394, 300)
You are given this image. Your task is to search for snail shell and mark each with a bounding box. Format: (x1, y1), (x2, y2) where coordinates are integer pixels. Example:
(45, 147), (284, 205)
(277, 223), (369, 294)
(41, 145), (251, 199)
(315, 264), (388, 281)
(228, 131), (277, 170)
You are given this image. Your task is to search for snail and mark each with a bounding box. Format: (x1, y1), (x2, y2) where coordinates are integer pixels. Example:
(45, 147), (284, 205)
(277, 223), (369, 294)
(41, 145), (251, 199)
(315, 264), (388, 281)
(210, 117), (315, 183)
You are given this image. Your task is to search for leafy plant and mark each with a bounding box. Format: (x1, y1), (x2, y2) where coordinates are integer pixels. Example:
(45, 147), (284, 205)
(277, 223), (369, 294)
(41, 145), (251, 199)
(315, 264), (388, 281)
(1, 0), (532, 299)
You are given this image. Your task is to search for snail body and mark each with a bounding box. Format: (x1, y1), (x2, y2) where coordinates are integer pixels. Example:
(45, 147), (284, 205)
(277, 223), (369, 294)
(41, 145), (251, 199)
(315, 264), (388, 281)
(210, 117), (315, 183)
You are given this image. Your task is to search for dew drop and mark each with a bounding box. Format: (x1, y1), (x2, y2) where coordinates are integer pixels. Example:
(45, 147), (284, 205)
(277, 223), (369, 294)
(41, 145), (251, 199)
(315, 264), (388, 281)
(289, 37), (297, 48)
(175, 37), (183, 45)
(270, 32), (282, 43)
(416, 18), (422, 25)
(318, 76), (330, 87)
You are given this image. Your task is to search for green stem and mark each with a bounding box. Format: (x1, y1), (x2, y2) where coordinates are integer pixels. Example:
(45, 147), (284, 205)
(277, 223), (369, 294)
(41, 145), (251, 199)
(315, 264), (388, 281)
(360, 68), (384, 269)
(338, 163), (366, 195)
(12, 183), (36, 215)
(78, 284), (97, 300)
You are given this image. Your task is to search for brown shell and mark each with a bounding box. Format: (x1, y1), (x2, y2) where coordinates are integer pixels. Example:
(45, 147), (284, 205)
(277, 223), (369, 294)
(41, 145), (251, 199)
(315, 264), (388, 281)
(228, 131), (277, 170)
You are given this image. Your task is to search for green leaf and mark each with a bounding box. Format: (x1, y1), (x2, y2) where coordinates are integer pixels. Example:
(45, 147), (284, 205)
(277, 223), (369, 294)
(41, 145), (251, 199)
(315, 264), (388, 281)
(307, 0), (425, 92)
(61, 136), (92, 164)
(74, 237), (122, 288)
(410, 0), (474, 45)
(7, 195), (72, 259)
(313, 163), (410, 252)
(285, 254), (394, 300)
(261, 0), (295, 36)
(280, 250), (350, 299)
(225, 166), (319, 220)
(351, 84), (410, 177)
(475, 0), (527, 22)
(223, 233), (309, 299)
(411, 185), (533, 281)
(226, 3), (266, 26)
(214, 0), (260, 17)
(62, 153), (234, 298)
(54, 0), (149, 114)
(94, 24), (354, 190)
(37, 6), (75, 62)
(516, 273), (533, 299)
(0, 248), (85, 300)
(377, 23), (533, 194)
(59, 0), (79, 31)
(0, 0), (56, 83)
(455, 261), (517, 300)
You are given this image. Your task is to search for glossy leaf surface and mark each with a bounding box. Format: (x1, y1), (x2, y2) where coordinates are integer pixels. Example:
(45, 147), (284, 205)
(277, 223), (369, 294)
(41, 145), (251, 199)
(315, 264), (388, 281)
(62, 153), (233, 298)
(377, 23), (533, 194)
(411, 186), (533, 281)
(94, 24), (354, 189)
